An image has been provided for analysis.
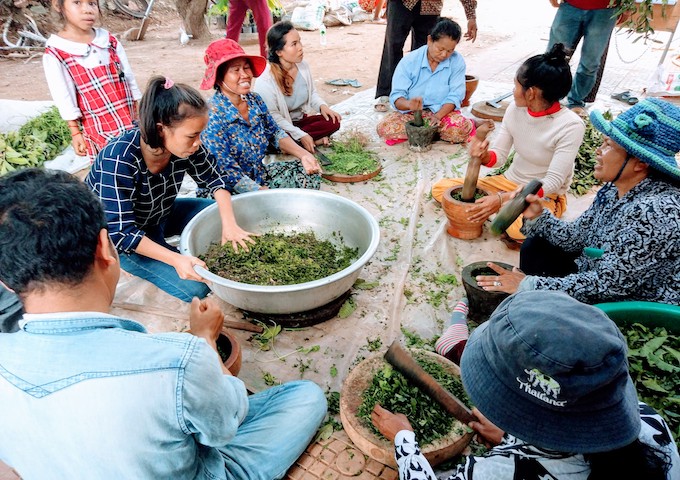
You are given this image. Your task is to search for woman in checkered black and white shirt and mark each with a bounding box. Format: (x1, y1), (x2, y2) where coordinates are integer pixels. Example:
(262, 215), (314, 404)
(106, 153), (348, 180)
(86, 77), (255, 302)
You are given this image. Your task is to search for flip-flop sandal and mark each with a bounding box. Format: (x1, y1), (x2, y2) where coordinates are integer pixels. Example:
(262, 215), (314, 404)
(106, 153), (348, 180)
(611, 90), (638, 105)
(374, 96), (389, 112)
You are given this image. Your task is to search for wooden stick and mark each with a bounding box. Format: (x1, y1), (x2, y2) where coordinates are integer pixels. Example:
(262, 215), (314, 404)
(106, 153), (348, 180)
(461, 122), (494, 202)
(384, 340), (475, 424)
(111, 302), (264, 333)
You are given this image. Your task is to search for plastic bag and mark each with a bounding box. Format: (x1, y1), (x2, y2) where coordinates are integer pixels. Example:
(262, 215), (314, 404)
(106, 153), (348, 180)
(324, 5), (352, 26)
(291, 2), (326, 30)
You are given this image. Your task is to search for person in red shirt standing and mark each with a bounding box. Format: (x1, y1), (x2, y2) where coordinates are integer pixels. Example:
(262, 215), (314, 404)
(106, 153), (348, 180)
(547, 0), (629, 115)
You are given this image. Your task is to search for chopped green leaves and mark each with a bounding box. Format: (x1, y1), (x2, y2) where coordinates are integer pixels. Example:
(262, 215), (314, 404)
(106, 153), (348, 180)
(622, 323), (680, 444)
(357, 352), (470, 446)
(202, 231), (358, 285)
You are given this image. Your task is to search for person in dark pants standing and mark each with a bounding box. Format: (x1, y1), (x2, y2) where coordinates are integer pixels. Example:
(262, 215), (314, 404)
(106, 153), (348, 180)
(374, 0), (478, 112)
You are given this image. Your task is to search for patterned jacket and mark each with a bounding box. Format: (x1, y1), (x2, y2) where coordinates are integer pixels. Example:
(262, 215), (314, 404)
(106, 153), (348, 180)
(519, 177), (680, 305)
(393, 403), (679, 479)
(201, 91), (287, 193)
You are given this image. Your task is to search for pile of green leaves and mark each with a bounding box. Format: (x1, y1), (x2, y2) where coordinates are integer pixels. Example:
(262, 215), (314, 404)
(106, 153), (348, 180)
(357, 352), (471, 446)
(569, 116), (606, 196)
(325, 135), (380, 176)
(622, 323), (680, 443)
(0, 106), (70, 176)
(201, 231), (358, 285)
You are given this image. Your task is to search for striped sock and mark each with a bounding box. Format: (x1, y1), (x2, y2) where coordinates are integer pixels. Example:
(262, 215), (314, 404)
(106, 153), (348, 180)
(435, 298), (469, 357)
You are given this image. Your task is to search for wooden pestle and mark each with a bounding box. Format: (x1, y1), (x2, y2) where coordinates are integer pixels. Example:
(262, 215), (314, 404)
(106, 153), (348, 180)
(384, 340), (475, 425)
(461, 120), (494, 202)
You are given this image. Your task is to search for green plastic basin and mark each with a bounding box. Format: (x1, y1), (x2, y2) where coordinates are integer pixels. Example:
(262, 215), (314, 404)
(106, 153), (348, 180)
(594, 301), (680, 334)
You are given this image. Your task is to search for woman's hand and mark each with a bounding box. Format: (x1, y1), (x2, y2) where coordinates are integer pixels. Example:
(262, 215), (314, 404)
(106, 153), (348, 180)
(300, 152), (321, 174)
(475, 261), (525, 294)
(221, 225), (257, 253)
(465, 19), (478, 42)
(172, 253), (208, 282)
(469, 408), (505, 447)
(320, 104), (342, 123)
(466, 194), (502, 223)
(371, 404), (413, 442)
(71, 134), (87, 157)
(408, 97), (423, 112)
(522, 193), (544, 220)
(468, 135), (490, 162)
(300, 134), (316, 153)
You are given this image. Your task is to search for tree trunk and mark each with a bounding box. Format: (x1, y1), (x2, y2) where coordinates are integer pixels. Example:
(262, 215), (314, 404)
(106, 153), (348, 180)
(176, 0), (209, 39)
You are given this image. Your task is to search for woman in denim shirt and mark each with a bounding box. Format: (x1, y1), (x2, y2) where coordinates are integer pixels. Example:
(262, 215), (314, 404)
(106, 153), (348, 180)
(200, 39), (321, 194)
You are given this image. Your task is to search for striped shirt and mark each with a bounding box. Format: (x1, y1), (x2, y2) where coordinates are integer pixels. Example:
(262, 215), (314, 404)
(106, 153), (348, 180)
(85, 128), (229, 253)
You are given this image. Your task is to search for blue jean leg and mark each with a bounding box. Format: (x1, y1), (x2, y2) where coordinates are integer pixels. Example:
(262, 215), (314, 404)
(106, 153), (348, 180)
(549, 3), (616, 107)
(219, 380), (327, 480)
(120, 198), (215, 302)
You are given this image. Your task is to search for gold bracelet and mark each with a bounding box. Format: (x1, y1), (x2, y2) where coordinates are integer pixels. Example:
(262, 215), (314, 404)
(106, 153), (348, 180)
(497, 192), (504, 208)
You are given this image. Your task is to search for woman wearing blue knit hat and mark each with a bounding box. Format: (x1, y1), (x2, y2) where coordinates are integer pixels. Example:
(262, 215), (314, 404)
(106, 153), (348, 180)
(474, 98), (680, 306)
(372, 291), (679, 479)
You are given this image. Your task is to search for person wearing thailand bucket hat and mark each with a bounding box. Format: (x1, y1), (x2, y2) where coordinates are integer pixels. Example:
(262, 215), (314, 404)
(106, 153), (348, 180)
(471, 98), (680, 307)
(200, 39), (323, 195)
(371, 291), (680, 480)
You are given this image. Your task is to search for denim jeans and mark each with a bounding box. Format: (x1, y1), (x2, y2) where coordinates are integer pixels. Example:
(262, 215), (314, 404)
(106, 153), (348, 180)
(120, 197), (214, 302)
(548, 2), (617, 108)
(220, 380), (328, 480)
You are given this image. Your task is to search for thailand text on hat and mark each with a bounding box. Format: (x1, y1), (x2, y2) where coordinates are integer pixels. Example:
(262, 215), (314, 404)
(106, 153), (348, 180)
(460, 291), (640, 453)
(200, 39), (267, 90)
(590, 98), (680, 181)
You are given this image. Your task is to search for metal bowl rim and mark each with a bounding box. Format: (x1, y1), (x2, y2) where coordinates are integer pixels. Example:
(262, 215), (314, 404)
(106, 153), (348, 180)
(179, 189), (380, 293)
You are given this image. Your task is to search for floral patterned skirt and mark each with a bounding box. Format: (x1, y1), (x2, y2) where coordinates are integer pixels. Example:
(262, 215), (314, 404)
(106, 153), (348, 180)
(376, 110), (476, 144)
(265, 161), (321, 190)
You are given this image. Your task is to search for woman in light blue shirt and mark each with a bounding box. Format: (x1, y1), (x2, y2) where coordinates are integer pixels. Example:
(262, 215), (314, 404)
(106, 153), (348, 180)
(377, 17), (477, 144)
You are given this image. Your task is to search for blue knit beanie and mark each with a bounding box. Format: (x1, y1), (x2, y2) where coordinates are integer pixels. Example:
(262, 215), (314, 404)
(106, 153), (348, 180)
(590, 98), (680, 181)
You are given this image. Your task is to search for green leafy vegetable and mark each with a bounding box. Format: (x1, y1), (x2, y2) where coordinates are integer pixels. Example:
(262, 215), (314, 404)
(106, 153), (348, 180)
(354, 278), (379, 290)
(338, 297), (357, 318)
(569, 116), (606, 196)
(357, 352), (470, 446)
(324, 132), (380, 176)
(1, 106), (70, 176)
(202, 231), (358, 285)
(622, 323), (680, 444)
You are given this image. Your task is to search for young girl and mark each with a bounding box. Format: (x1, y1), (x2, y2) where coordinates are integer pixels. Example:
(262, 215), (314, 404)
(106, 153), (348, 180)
(43, 0), (141, 160)
(85, 76), (255, 302)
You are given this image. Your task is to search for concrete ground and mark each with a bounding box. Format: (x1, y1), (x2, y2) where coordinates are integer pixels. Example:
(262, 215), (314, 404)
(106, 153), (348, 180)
(1, 0), (679, 477)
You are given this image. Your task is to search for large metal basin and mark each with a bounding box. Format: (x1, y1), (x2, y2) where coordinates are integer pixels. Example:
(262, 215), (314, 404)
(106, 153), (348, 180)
(179, 189), (380, 314)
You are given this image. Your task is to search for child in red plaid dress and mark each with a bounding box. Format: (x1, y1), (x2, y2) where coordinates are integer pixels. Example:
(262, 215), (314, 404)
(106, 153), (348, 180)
(43, 0), (142, 160)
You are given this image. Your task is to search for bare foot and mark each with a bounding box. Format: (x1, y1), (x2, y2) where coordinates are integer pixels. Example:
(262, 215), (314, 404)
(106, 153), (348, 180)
(314, 136), (330, 146)
(474, 119), (495, 139)
(370, 18), (387, 24)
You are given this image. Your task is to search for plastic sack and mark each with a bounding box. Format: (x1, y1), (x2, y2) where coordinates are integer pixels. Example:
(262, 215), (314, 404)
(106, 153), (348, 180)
(291, 2), (326, 30)
(324, 5), (352, 26)
(646, 64), (680, 97)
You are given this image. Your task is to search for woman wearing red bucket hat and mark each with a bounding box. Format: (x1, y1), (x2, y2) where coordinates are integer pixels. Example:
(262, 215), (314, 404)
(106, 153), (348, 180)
(200, 39), (322, 194)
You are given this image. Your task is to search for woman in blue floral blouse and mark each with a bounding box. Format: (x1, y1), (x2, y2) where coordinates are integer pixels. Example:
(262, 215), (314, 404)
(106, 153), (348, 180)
(200, 39), (321, 193)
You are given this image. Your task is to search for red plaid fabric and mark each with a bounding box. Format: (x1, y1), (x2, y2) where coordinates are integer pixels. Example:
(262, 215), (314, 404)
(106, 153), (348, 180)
(45, 35), (136, 159)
